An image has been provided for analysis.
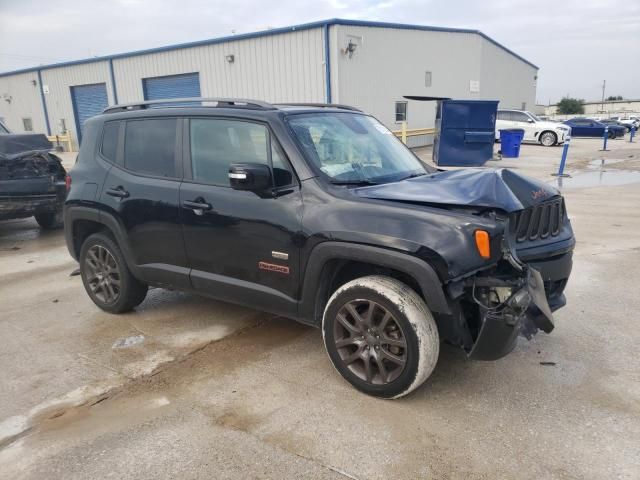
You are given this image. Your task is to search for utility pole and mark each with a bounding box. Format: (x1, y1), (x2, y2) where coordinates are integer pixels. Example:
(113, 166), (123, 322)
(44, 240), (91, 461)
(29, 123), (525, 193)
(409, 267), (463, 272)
(601, 80), (606, 113)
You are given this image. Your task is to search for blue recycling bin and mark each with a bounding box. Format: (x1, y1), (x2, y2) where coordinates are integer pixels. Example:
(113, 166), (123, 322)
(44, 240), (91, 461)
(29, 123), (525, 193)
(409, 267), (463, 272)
(499, 129), (525, 158)
(432, 99), (499, 166)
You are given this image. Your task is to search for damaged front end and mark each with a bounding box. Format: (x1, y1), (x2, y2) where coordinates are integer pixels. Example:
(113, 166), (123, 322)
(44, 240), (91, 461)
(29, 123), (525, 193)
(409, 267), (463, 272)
(0, 137), (67, 221)
(444, 230), (563, 361)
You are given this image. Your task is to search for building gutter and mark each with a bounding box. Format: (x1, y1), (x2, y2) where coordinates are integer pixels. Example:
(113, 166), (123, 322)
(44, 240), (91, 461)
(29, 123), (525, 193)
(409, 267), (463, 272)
(36, 70), (51, 135)
(323, 24), (332, 103)
(108, 59), (118, 104)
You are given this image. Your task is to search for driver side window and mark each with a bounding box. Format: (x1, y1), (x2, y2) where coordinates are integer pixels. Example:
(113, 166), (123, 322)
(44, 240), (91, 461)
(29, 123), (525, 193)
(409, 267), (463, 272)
(189, 119), (293, 188)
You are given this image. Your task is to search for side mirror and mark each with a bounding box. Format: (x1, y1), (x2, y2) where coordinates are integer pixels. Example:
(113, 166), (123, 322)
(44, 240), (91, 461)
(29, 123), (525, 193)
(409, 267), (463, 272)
(527, 118), (534, 123)
(229, 163), (271, 192)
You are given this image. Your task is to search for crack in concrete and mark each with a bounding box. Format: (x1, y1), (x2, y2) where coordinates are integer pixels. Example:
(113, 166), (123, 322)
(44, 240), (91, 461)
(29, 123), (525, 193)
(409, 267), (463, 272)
(0, 318), (266, 451)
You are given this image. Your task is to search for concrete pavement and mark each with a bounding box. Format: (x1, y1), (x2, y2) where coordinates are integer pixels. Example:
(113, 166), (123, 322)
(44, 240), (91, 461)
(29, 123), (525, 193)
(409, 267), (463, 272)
(1, 138), (639, 479)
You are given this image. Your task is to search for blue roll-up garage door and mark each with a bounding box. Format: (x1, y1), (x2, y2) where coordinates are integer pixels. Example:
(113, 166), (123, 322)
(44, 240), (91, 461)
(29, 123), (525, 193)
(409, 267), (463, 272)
(71, 83), (109, 143)
(142, 73), (201, 105)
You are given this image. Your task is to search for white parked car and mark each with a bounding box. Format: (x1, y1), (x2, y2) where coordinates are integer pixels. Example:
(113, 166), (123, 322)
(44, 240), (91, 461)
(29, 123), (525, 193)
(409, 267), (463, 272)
(616, 117), (639, 131)
(496, 109), (571, 147)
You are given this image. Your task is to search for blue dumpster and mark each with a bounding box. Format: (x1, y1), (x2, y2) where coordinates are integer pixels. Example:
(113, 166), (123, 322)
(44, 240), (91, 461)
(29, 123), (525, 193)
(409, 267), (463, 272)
(432, 99), (499, 166)
(499, 129), (525, 158)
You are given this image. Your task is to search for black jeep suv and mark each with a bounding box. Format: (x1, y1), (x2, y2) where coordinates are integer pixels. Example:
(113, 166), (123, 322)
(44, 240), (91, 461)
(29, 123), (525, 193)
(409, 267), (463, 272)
(64, 98), (574, 398)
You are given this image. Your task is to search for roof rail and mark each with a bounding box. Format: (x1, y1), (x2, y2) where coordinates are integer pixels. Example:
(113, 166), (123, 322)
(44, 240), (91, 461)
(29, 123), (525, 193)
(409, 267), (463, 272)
(275, 103), (362, 112)
(103, 97), (276, 114)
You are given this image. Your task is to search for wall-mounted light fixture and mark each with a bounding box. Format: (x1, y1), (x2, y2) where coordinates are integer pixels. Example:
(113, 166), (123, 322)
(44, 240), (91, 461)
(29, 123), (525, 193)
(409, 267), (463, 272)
(342, 40), (357, 58)
(225, 54), (235, 63)
(3, 94), (12, 104)
(30, 79), (37, 86)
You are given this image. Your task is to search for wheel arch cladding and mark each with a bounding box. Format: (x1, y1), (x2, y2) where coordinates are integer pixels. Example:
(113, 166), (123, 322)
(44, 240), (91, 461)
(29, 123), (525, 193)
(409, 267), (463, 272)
(65, 206), (134, 268)
(300, 242), (450, 326)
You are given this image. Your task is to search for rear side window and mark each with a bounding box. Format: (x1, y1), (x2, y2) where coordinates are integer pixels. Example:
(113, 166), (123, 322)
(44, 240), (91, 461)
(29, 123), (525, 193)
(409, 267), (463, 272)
(511, 112), (530, 123)
(100, 121), (120, 162)
(497, 111), (510, 121)
(124, 119), (177, 177)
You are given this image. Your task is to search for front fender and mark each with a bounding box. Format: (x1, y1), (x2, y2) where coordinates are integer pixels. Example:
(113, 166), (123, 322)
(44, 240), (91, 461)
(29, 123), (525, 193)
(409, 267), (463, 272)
(299, 241), (450, 326)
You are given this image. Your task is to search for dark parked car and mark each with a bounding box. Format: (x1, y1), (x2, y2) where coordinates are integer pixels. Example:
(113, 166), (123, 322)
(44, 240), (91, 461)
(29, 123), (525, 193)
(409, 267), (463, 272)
(64, 98), (574, 399)
(0, 130), (67, 229)
(563, 117), (624, 138)
(599, 119), (627, 137)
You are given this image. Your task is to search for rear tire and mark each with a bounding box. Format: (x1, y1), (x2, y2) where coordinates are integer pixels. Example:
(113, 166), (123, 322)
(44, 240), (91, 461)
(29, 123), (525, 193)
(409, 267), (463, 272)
(322, 275), (439, 399)
(79, 232), (148, 313)
(34, 208), (63, 229)
(539, 131), (557, 147)
(608, 131), (615, 139)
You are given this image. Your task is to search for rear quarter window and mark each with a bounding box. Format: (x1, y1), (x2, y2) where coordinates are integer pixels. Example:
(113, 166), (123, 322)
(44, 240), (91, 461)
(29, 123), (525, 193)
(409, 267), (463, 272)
(100, 121), (120, 162)
(124, 118), (177, 177)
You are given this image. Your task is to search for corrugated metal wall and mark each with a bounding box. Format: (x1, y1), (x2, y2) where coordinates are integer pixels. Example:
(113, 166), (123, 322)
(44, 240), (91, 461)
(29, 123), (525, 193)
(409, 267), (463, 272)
(113, 28), (325, 104)
(0, 71), (46, 134)
(330, 24), (537, 145)
(479, 38), (537, 111)
(0, 28), (325, 150)
(0, 23), (537, 151)
(41, 61), (115, 149)
(331, 25), (482, 135)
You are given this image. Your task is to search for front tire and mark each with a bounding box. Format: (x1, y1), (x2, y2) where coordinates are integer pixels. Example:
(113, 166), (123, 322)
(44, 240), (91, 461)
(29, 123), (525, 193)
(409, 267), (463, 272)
(34, 208), (63, 229)
(322, 275), (439, 399)
(539, 131), (557, 147)
(79, 232), (148, 313)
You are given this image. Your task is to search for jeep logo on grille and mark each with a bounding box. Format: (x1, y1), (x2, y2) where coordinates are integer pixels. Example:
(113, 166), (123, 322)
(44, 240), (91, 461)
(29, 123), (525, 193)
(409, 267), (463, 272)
(531, 188), (549, 200)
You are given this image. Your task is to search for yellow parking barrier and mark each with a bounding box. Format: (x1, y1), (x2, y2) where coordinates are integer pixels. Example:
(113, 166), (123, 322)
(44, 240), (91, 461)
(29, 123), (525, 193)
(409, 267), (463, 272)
(392, 123), (436, 144)
(46, 132), (73, 152)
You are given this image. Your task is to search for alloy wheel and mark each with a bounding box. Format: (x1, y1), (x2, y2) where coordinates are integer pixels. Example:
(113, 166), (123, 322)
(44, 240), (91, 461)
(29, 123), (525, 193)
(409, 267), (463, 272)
(84, 245), (121, 304)
(333, 299), (408, 385)
(540, 132), (556, 147)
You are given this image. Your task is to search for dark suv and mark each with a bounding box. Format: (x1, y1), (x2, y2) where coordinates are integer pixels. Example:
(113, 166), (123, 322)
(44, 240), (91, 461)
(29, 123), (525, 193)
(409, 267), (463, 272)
(64, 98), (574, 399)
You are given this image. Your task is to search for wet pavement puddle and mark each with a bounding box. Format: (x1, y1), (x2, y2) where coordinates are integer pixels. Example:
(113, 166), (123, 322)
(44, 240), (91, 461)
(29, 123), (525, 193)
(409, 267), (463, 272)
(553, 170), (640, 189)
(552, 159), (640, 189)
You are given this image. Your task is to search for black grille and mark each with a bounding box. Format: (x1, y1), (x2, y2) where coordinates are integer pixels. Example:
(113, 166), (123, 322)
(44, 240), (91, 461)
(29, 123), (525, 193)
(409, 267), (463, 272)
(511, 198), (564, 243)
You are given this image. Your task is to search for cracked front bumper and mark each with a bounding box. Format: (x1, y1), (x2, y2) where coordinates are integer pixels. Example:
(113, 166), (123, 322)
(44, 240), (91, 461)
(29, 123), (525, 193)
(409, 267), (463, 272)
(468, 267), (555, 360)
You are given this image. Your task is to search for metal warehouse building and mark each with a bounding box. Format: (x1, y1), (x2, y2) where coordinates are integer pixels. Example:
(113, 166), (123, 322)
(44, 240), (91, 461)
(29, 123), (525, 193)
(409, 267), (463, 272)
(0, 18), (538, 150)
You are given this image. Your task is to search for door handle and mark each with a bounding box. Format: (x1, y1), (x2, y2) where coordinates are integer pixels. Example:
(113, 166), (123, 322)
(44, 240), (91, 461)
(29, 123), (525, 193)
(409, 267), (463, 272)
(183, 199), (212, 214)
(106, 186), (129, 198)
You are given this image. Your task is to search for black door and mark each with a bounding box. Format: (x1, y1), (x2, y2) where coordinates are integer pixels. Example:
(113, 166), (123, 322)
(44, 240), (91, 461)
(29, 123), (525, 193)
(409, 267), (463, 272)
(100, 117), (190, 288)
(180, 117), (302, 317)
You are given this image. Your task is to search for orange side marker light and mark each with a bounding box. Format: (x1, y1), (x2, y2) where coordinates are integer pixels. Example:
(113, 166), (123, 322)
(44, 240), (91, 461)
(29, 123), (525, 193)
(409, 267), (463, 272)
(475, 230), (491, 259)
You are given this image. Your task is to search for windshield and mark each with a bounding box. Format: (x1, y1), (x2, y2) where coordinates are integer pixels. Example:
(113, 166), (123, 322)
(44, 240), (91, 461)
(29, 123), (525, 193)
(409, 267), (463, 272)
(287, 112), (431, 184)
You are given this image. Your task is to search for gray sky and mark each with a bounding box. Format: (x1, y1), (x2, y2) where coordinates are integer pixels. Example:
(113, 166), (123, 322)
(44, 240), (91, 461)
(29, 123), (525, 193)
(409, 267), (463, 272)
(1, 0), (638, 104)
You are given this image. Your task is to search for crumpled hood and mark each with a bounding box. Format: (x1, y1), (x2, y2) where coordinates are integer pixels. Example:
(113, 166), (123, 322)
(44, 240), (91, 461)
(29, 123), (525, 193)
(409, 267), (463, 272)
(353, 168), (560, 213)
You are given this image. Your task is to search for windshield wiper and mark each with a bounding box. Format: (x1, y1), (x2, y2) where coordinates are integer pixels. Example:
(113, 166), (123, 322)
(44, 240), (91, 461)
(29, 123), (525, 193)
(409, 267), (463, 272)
(397, 172), (427, 181)
(330, 179), (379, 186)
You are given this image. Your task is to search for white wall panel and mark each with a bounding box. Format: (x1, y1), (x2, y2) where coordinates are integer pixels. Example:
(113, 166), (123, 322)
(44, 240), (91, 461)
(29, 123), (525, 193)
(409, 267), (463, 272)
(331, 25), (484, 133)
(479, 39), (537, 111)
(0, 72), (46, 134)
(41, 61), (113, 149)
(112, 28), (325, 105)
